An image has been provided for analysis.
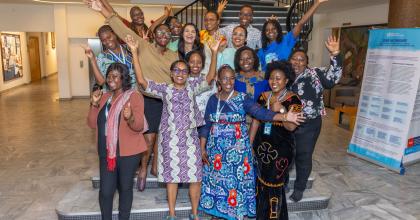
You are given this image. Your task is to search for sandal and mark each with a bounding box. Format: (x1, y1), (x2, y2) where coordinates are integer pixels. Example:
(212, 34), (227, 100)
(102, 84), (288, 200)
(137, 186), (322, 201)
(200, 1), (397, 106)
(189, 214), (200, 220)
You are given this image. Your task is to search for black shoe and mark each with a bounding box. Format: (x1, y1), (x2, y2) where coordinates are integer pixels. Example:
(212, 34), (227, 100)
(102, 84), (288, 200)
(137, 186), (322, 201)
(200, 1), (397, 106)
(289, 190), (303, 202)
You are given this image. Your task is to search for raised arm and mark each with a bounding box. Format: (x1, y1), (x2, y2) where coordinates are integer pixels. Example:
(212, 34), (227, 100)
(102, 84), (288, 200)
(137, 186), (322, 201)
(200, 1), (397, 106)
(206, 39), (223, 84)
(217, 0), (228, 17)
(149, 5), (172, 33)
(85, 0), (145, 47)
(125, 35), (148, 89)
(81, 44), (106, 85)
(317, 35), (342, 89)
(292, 0), (327, 37)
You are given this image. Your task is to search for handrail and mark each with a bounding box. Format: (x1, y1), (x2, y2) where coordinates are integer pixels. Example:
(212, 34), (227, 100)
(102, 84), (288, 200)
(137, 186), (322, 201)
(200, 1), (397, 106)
(286, 0), (314, 50)
(174, 0), (218, 30)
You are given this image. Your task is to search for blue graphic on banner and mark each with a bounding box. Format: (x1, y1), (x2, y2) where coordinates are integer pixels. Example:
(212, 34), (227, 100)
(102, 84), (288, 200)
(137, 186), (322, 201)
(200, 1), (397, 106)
(368, 28), (420, 51)
(349, 144), (402, 172)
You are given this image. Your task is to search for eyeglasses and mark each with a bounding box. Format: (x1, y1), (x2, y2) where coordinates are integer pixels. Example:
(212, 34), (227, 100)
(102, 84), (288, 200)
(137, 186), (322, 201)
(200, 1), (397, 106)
(172, 68), (189, 75)
(155, 30), (171, 38)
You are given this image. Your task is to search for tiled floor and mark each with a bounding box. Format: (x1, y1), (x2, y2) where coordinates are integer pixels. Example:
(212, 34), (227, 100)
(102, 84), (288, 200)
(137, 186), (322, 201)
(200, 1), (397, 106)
(0, 75), (419, 220)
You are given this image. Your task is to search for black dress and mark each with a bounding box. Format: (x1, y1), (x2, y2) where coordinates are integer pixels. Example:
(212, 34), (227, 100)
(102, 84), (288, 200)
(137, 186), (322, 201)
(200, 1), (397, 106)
(253, 92), (302, 220)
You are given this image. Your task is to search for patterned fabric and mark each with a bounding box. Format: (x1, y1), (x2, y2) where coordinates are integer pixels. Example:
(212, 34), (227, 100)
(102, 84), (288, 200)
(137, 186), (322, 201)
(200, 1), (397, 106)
(290, 55), (343, 119)
(234, 72), (270, 102)
(199, 93), (276, 220)
(253, 92), (302, 220)
(219, 23), (262, 49)
(188, 77), (217, 120)
(257, 31), (297, 73)
(145, 77), (210, 183)
(96, 45), (136, 87)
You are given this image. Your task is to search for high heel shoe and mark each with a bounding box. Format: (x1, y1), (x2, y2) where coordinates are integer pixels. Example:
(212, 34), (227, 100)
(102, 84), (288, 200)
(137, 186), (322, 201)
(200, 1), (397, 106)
(136, 176), (146, 191)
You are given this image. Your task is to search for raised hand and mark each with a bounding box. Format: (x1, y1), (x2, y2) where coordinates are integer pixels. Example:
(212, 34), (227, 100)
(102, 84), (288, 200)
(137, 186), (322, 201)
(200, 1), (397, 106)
(208, 38), (223, 54)
(164, 4), (173, 17)
(81, 44), (94, 59)
(123, 102), (133, 120)
(141, 29), (151, 41)
(91, 89), (102, 105)
(217, 0), (228, 15)
(125, 34), (139, 52)
(266, 14), (278, 21)
(325, 35), (340, 55)
(84, 0), (103, 11)
(285, 108), (306, 125)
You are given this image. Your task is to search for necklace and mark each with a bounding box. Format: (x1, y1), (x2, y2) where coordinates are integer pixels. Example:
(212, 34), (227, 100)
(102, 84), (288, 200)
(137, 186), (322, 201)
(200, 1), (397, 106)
(215, 90), (234, 122)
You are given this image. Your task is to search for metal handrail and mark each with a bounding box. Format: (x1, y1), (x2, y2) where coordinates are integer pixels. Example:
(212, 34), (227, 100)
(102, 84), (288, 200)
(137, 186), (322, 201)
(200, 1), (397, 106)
(286, 0), (314, 50)
(174, 0), (218, 30)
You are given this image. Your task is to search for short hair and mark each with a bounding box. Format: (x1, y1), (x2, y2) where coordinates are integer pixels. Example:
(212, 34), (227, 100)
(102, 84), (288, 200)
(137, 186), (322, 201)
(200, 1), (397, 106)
(185, 49), (206, 69)
(265, 60), (295, 88)
(154, 23), (171, 34)
(261, 19), (283, 49)
(97, 25), (114, 37)
(105, 63), (132, 91)
(217, 64), (235, 79)
(233, 25), (248, 39)
(129, 6), (143, 16)
(164, 16), (178, 26)
(170, 60), (190, 74)
(205, 10), (220, 20)
(289, 48), (309, 65)
(234, 46), (260, 73)
(240, 4), (253, 13)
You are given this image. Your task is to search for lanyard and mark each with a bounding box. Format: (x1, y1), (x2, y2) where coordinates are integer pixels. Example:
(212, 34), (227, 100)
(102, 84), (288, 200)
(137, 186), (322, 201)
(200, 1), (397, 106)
(215, 90), (234, 122)
(266, 89), (287, 110)
(108, 45), (132, 69)
(104, 95), (112, 136)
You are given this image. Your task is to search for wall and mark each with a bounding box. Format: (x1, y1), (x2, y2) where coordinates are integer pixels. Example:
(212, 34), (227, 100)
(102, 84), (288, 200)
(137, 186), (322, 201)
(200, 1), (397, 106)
(308, 3), (389, 67)
(0, 32), (31, 92)
(0, 3), (166, 98)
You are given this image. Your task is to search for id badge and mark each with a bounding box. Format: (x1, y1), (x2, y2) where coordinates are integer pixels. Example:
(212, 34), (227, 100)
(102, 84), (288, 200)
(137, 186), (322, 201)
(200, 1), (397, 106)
(264, 122), (272, 135)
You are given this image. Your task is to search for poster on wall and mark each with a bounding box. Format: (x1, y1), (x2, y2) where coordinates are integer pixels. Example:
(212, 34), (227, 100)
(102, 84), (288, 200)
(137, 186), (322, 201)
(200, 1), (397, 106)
(348, 28), (420, 174)
(1, 33), (23, 82)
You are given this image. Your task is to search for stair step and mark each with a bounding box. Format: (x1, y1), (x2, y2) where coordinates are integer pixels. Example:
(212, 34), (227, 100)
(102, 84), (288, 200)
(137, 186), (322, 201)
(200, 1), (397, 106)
(91, 175), (314, 190)
(56, 181), (330, 220)
(223, 11), (288, 18)
(227, 0), (275, 6)
(226, 4), (289, 11)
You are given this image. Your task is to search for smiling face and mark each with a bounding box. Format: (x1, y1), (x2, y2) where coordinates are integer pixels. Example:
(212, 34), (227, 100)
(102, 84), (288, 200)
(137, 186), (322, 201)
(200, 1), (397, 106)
(169, 18), (182, 37)
(204, 12), (219, 32)
(218, 68), (236, 93)
(188, 53), (203, 76)
(268, 69), (288, 93)
(130, 7), (144, 25)
(183, 24), (197, 44)
(154, 25), (171, 47)
(171, 62), (189, 86)
(265, 22), (278, 43)
(232, 26), (246, 48)
(106, 70), (123, 91)
(290, 51), (308, 75)
(99, 31), (119, 51)
(239, 6), (253, 27)
(239, 49), (255, 73)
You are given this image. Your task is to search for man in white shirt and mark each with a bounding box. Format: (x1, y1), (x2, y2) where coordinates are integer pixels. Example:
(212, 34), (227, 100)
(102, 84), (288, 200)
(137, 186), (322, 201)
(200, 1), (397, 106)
(219, 5), (262, 50)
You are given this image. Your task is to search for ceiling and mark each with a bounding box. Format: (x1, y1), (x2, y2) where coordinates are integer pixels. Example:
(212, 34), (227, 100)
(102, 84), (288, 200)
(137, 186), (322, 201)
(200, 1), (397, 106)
(0, 0), (390, 10)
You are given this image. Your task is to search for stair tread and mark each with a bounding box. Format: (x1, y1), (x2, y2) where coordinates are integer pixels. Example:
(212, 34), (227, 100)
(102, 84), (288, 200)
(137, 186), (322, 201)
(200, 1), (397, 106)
(57, 181), (330, 216)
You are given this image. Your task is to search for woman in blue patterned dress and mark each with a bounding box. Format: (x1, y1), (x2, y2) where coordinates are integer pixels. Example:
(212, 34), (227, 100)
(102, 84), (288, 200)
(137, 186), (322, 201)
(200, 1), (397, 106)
(199, 65), (305, 220)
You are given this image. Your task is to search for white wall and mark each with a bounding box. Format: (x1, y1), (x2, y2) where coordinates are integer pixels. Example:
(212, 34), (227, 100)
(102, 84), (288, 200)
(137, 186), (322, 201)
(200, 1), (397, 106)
(309, 3), (389, 67)
(0, 32), (31, 92)
(0, 3), (165, 98)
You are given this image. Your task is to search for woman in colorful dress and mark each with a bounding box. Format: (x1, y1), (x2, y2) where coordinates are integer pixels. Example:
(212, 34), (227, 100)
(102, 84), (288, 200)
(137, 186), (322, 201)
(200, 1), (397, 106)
(249, 61), (302, 220)
(288, 35), (342, 202)
(127, 34), (220, 220)
(199, 65), (305, 220)
(257, 0), (327, 73)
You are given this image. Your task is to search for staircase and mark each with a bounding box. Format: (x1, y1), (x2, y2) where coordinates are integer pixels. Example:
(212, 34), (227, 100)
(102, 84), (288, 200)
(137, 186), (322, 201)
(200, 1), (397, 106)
(56, 168), (329, 220)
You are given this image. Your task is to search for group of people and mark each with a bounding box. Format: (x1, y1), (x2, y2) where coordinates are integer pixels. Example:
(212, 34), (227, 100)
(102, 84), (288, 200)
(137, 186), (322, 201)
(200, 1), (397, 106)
(84, 0), (342, 219)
